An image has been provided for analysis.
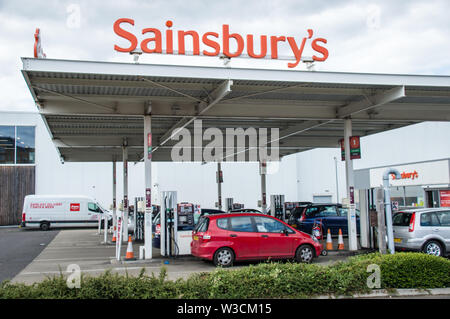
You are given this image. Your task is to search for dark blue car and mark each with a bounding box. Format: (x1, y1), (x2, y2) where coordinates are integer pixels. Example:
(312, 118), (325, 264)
(287, 203), (360, 236)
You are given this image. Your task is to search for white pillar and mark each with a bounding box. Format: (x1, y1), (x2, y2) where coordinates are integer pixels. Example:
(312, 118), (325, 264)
(217, 162), (222, 210)
(112, 160), (117, 230)
(103, 204), (108, 243)
(122, 145), (129, 243)
(260, 161), (267, 214)
(144, 115), (153, 260)
(359, 189), (370, 248)
(344, 119), (358, 251)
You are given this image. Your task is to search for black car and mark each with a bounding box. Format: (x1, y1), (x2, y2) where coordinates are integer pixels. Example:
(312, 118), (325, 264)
(287, 203), (360, 236)
(229, 208), (263, 214)
(194, 208), (227, 224)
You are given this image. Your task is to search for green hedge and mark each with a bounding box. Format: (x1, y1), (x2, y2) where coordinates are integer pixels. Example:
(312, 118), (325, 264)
(1, 253), (449, 299)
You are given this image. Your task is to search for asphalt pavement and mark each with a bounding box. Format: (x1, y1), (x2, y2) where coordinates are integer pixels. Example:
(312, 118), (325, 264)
(10, 228), (355, 284)
(0, 227), (59, 283)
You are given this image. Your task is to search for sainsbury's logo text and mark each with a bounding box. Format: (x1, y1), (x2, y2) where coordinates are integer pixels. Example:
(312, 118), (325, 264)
(113, 19), (329, 68)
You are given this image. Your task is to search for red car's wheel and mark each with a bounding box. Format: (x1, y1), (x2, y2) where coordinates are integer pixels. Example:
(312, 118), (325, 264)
(295, 244), (314, 263)
(213, 247), (234, 267)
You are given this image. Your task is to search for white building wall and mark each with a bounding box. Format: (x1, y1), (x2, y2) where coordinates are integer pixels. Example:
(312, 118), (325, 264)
(353, 122), (450, 170)
(295, 148), (347, 203)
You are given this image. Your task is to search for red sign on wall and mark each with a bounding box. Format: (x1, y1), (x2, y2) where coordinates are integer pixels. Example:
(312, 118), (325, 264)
(440, 190), (450, 207)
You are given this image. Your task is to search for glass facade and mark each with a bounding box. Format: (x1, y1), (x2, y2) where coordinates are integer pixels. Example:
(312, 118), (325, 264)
(391, 185), (425, 207)
(0, 126), (35, 164)
(16, 126), (35, 164)
(0, 126), (15, 164)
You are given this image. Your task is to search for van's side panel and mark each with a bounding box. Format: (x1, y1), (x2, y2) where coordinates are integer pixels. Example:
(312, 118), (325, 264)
(24, 196), (66, 228)
(66, 199), (86, 227)
(23, 196), (102, 229)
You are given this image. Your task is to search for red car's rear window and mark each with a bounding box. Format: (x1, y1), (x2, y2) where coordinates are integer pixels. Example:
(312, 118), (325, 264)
(194, 216), (209, 232)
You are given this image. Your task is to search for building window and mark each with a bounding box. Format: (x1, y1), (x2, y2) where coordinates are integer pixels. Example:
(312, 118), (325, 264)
(16, 126), (35, 164)
(0, 126), (15, 164)
(0, 126), (35, 164)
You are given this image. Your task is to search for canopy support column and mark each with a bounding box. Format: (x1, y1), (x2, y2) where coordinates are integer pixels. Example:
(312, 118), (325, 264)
(344, 119), (358, 251)
(122, 143), (129, 243)
(217, 162), (222, 210)
(112, 160), (117, 230)
(144, 114), (153, 260)
(260, 161), (267, 214)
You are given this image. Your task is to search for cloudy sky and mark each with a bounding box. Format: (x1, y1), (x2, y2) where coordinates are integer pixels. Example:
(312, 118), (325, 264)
(0, 0), (449, 111)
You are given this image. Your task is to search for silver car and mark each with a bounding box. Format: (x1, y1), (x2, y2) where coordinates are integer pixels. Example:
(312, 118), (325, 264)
(392, 208), (450, 257)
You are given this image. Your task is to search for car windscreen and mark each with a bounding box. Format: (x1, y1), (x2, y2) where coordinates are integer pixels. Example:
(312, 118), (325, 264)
(393, 212), (412, 226)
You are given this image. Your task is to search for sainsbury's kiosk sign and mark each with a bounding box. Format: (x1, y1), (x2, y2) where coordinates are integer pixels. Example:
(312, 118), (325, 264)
(113, 18), (329, 68)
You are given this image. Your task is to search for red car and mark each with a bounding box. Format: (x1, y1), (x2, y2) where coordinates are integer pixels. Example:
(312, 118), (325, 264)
(191, 213), (323, 267)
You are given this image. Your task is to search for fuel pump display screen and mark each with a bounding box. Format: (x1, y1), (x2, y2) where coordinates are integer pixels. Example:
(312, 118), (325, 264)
(177, 203), (195, 230)
(179, 215), (187, 223)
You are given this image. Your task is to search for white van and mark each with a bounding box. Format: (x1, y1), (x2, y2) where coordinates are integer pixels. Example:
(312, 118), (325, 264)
(21, 195), (111, 231)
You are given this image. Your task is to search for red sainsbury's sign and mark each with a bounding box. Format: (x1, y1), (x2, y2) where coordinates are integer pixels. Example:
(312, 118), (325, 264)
(391, 170), (419, 180)
(113, 18), (329, 68)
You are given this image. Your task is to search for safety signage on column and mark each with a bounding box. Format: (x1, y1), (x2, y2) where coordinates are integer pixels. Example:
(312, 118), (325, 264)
(340, 136), (361, 160)
(146, 188), (151, 208)
(116, 212), (123, 260)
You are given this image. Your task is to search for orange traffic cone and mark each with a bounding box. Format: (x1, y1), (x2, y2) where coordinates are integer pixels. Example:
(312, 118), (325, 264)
(125, 235), (135, 260)
(337, 229), (345, 250)
(112, 226), (117, 243)
(326, 229), (333, 250)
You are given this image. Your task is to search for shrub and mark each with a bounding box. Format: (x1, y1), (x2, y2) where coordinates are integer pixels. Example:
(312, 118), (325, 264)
(0, 252), (448, 299)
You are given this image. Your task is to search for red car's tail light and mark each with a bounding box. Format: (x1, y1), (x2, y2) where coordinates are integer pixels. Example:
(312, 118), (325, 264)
(22, 213), (26, 222)
(409, 212), (416, 232)
(156, 224), (161, 235)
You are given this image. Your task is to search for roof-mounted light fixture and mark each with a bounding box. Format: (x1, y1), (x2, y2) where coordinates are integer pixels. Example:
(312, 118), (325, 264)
(219, 54), (231, 66)
(130, 48), (143, 63)
(302, 57), (315, 71)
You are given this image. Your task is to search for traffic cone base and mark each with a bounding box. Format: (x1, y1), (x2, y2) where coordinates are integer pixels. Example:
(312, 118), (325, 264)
(337, 228), (345, 250)
(125, 235), (135, 260)
(326, 229), (333, 250)
(112, 226), (117, 243)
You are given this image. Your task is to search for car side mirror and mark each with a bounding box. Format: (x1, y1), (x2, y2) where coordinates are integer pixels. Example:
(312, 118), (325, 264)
(283, 229), (289, 236)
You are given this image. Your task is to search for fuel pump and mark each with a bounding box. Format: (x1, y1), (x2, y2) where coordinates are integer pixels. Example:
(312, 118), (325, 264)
(161, 191), (177, 257)
(270, 195), (285, 221)
(177, 203), (195, 230)
(134, 197), (145, 243)
(176, 202), (196, 255)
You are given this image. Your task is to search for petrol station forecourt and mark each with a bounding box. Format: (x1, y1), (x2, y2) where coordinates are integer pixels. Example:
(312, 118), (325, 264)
(1, 10), (449, 300)
(20, 50), (450, 260)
